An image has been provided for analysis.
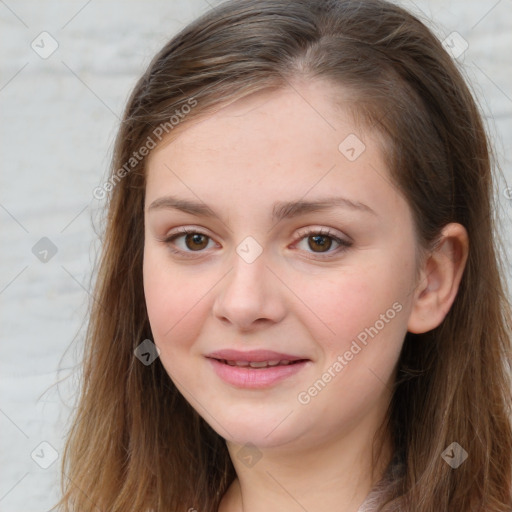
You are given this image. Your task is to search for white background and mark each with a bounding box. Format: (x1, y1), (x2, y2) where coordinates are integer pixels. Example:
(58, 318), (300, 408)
(1, 1), (511, 510)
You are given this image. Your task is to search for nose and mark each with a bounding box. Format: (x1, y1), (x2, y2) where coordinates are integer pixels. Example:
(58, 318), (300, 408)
(212, 249), (287, 332)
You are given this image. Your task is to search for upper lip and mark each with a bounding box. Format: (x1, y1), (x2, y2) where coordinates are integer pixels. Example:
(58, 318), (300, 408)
(206, 349), (308, 362)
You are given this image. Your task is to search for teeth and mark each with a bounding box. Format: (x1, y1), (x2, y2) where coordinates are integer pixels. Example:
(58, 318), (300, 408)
(220, 359), (298, 368)
(249, 361), (270, 368)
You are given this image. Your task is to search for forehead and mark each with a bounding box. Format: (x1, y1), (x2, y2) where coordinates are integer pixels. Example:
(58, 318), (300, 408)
(144, 81), (399, 217)
(150, 82), (355, 161)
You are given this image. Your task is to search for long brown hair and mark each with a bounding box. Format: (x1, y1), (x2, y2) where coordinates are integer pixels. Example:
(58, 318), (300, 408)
(54, 1), (512, 510)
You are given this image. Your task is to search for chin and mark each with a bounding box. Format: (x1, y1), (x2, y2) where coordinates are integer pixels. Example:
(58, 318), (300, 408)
(205, 407), (297, 447)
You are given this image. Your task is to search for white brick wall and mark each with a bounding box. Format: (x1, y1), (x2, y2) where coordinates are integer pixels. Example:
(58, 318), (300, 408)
(0, 1), (511, 510)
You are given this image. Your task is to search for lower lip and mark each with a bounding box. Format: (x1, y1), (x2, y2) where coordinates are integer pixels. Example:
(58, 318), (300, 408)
(207, 358), (309, 388)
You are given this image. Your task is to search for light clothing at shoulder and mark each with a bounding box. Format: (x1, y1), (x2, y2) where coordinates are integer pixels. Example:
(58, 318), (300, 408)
(357, 453), (404, 512)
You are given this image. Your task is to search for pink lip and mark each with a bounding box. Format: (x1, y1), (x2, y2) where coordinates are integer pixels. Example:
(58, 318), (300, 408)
(205, 349), (310, 389)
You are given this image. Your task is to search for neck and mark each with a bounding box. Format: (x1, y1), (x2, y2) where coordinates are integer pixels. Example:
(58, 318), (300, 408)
(219, 419), (393, 512)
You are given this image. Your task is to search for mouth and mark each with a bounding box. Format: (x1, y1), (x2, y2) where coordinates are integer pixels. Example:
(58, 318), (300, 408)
(205, 350), (311, 388)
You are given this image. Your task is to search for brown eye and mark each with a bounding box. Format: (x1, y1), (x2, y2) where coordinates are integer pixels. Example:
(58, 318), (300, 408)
(294, 228), (352, 259)
(307, 234), (333, 253)
(184, 233), (209, 251)
(163, 228), (215, 254)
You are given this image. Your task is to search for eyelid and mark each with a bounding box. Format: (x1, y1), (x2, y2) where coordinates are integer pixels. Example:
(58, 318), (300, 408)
(294, 225), (351, 244)
(164, 226), (211, 239)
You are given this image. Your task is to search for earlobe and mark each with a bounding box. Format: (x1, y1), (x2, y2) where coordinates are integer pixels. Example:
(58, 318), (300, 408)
(407, 223), (469, 334)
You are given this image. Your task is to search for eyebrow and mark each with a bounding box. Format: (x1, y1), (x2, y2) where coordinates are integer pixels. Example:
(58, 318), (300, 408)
(147, 194), (377, 222)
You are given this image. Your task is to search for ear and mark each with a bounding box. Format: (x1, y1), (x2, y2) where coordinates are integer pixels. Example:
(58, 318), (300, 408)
(407, 223), (469, 334)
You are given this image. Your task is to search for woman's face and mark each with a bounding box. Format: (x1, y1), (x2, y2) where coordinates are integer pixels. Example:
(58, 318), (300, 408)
(143, 80), (418, 450)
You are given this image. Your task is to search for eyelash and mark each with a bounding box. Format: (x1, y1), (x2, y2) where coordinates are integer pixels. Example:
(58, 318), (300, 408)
(162, 226), (352, 259)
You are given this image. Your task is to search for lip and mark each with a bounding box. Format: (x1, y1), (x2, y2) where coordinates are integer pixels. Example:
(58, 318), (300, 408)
(205, 349), (310, 389)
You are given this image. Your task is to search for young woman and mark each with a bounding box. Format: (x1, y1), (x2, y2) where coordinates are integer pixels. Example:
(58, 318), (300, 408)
(54, 0), (512, 511)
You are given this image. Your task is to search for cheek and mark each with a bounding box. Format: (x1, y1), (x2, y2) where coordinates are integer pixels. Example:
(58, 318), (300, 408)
(291, 266), (409, 429)
(143, 247), (206, 353)
(296, 257), (412, 352)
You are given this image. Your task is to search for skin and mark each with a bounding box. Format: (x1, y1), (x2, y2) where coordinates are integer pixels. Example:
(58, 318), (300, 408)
(143, 79), (468, 512)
